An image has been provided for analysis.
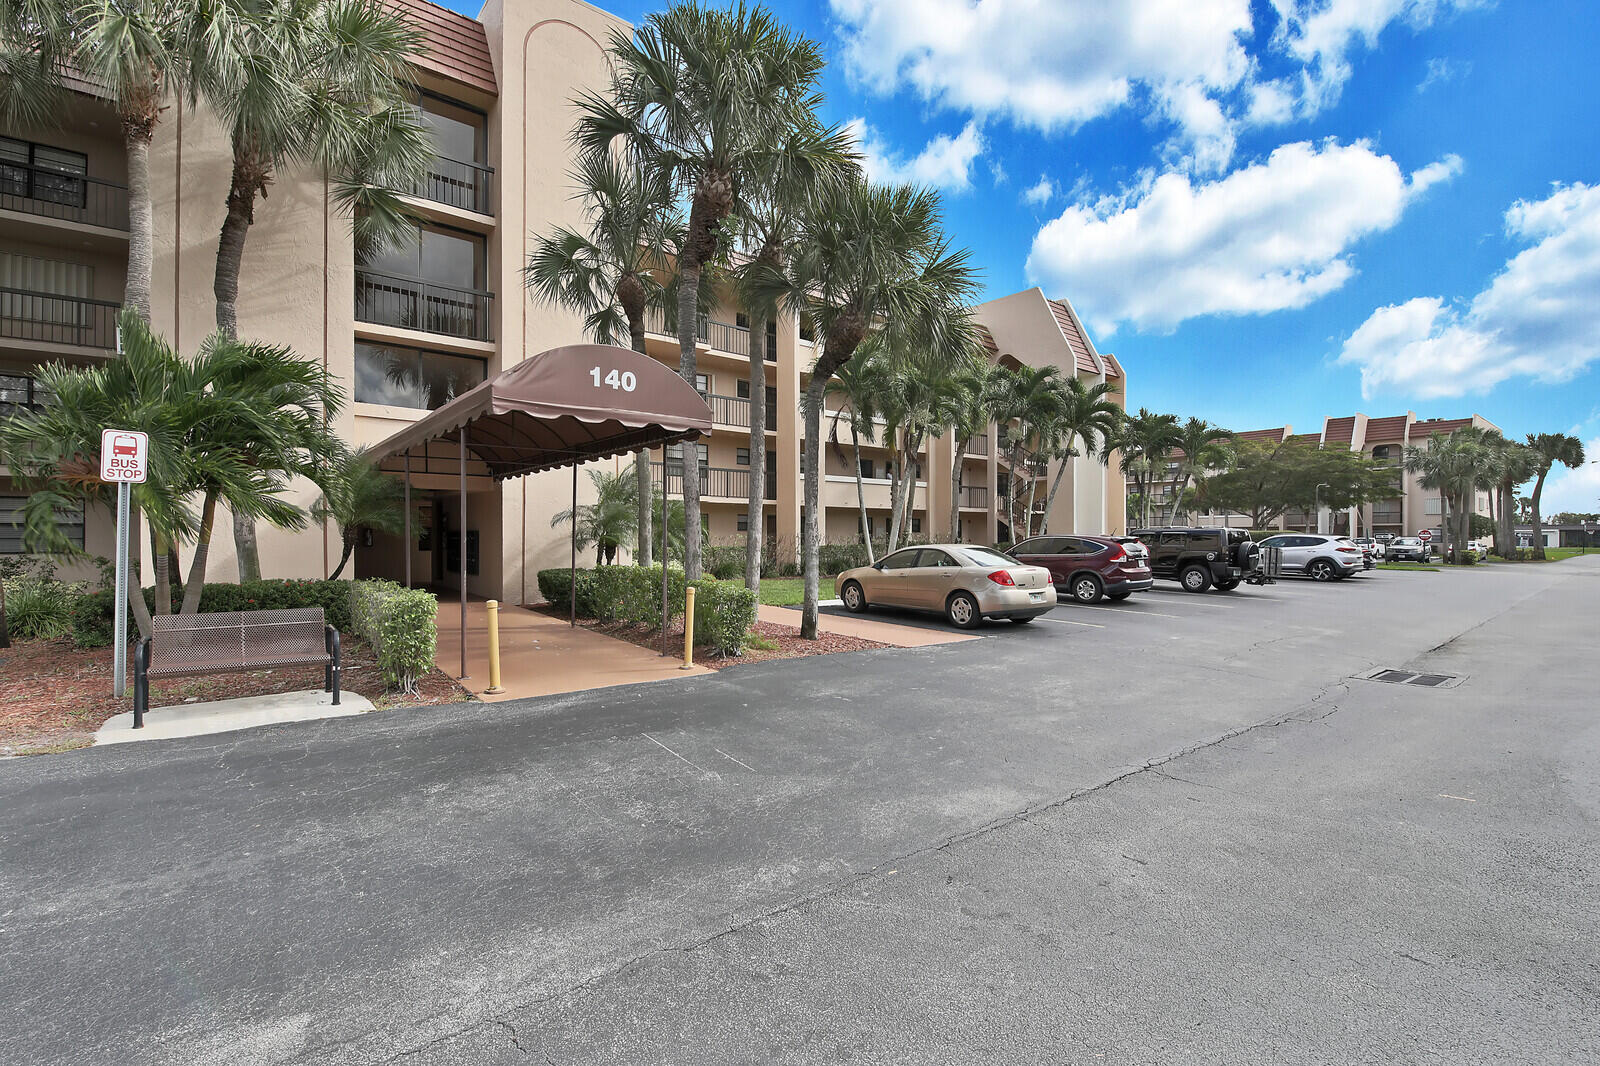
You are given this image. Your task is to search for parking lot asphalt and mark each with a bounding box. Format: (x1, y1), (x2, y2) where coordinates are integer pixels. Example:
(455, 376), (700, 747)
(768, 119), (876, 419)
(2, 559), (1595, 1064)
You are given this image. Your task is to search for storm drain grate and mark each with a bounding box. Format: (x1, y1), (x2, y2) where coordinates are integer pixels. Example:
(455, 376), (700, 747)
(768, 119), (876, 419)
(1356, 667), (1465, 690)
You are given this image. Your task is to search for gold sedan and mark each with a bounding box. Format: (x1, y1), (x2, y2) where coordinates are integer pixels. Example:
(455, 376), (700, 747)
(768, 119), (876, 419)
(834, 544), (1055, 629)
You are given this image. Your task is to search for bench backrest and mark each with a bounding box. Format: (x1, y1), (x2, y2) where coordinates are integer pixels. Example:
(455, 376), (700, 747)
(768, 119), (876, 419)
(149, 607), (327, 671)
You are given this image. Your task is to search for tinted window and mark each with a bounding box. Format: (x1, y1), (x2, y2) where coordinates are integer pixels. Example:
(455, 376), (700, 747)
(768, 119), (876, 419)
(1070, 538), (1108, 555)
(1013, 537), (1064, 555)
(355, 343), (486, 410)
(917, 549), (958, 567)
(1159, 532), (1187, 547)
(959, 546), (1021, 568)
(879, 549), (920, 570)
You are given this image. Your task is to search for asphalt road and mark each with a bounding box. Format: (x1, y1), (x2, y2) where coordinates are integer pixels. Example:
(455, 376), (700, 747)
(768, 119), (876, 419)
(2, 558), (1596, 1065)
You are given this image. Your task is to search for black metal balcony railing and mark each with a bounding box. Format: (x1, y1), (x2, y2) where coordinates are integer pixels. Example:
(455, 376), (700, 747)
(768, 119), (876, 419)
(647, 308), (777, 361)
(960, 485), (989, 508)
(355, 269), (493, 342)
(414, 155), (493, 215)
(0, 288), (120, 350)
(0, 160), (129, 230)
(0, 372), (53, 416)
(708, 393), (749, 428)
(651, 462), (775, 501)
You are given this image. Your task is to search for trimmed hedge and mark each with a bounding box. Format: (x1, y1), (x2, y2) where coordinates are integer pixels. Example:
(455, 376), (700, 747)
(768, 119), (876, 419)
(70, 578), (356, 648)
(349, 580), (438, 694)
(538, 565), (755, 655)
(704, 545), (744, 580)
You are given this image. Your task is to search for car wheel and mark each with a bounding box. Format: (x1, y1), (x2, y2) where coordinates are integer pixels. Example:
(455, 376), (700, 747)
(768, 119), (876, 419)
(946, 591), (981, 629)
(841, 580), (868, 613)
(1107, 592), (1132, 601)
(1070, 574), (1104, 604)
(1308, 559), (1336, 581)
(1215, 579), (1240, 591)
(1180, 565), (1212, 593)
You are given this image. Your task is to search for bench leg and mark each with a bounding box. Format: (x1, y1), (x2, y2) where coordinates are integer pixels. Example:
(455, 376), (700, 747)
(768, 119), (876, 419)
(327, 627), (341, 706)
(133, 638), (149, 729)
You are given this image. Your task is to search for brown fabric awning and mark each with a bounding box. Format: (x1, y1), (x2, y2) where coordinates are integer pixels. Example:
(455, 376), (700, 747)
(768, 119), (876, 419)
(372, 343), (713, 480)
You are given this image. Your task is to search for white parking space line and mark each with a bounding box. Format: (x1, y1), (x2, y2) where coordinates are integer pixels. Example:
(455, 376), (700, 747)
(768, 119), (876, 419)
(1039, 616), (1105, 628)
(1067, 604), (1185, 619)
(1145, 590), (1238, 608)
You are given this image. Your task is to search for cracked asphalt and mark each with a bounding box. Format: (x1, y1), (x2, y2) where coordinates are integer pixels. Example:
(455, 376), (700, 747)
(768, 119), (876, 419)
(2, 557), (1596, 1064)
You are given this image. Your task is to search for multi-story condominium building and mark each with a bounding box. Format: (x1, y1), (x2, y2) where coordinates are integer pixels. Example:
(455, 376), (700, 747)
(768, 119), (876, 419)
(0, 0), (1128, 605)
(1143, 412), (1500, 536)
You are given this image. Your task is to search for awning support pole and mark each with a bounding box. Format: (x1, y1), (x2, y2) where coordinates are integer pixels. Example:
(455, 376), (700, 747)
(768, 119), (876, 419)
(660, 452), (670, 656)
(459, 427), (468, 680)
(402, 449), (412, 590)
(569, 463), (577, 628)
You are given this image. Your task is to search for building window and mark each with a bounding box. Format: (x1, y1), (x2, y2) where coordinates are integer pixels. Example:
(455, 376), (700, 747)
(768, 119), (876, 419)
(737, 513), (749, 532)
(0, 137), (88, 207)
(695, 373), (709, 397)
(356, 220), (490, 340)
(736, 448), (750, 466)
(798, 314), (815, 343)
(858, 458), (875, 479)
(1, 493), (83, 553)
(414, 92), (490, 213)
(911, 517), (922, 534)
(1424, 497), (1441, 516)
(355, 342), (486, 410)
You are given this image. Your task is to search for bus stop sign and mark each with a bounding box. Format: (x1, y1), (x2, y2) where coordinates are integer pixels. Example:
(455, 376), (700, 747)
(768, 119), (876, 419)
(100, 429), (148, 484)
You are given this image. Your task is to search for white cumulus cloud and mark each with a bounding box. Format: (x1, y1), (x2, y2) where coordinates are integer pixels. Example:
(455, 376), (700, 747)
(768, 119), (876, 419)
(1537, 435), (1600, 514)
(829, 0), (1484, 173)
(1025, 140), (1461, 334)
(843, 117), (986, 191)
(1338, 182), (1600, 399)
(1022, 175), (1056, 207)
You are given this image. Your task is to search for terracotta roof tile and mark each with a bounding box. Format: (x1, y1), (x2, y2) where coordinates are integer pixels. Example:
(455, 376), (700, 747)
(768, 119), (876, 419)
(1324, 416), (1356, 444)
(385, 0), (496, 96)
(1410, 417), (1473, 440)
(1231, 427), (1290, 443)
(1048, 299), (1100, 375)
(1364, 415), (1409, 441)
(974, 324), (998, 355)
(1101, 351), (1123, 379)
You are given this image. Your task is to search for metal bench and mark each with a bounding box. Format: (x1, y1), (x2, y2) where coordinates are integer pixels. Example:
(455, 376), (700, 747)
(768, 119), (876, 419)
(132, 607), (340, 728)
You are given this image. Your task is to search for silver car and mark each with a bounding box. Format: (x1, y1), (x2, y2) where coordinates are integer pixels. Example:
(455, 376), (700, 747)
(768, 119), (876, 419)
(835, 544), (1055, 628)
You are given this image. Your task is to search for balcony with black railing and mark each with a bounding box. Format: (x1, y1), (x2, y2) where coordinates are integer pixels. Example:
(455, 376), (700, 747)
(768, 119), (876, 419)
(0, 372), (52, 415)
(0, 288), (120, 351)
(962, 434), (989, 456)
(651, 462), (776, 501)
(0, 160), (129, 231)
(355, 270), (493, 342)
(959, 485), (989, 509)
(413, 155), (493, 216)
(647, 308), (777, 362)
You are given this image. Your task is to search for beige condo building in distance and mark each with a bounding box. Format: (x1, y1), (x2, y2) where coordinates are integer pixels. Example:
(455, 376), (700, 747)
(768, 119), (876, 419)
(0, 0), (1128, 603)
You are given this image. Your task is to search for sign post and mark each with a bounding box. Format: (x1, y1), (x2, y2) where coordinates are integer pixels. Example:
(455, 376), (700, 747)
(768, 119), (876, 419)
(101, 430), (148, 698)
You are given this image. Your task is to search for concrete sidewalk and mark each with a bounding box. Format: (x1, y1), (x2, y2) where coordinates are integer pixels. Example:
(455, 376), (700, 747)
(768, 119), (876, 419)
(435, 600), (713, 703)
(95, 689), (372, 745)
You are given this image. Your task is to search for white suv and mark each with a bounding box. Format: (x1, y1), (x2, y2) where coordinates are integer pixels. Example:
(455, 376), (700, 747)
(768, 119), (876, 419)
(1256, 534), (1366, 581)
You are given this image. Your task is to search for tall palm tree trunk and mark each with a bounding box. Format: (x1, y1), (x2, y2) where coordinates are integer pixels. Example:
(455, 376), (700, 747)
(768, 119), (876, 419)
(676, 263), (703, 579)
(1023, 456), (1042, 538)
(744, 311), (767, 589)
(853, 435), (873, 563)
(628, 322), (653, 567)
(948, 453), (964, 542)
(329, 536), (355, 580)
(150, 528), (171, 615)
(127, 505), (153, 640)
(1530, 471), (1549, 559)
(801, 377), (827, 640)
(121, 116), (155, 321)
(215, 147), (270, 582)
(181, 493), (220, 615)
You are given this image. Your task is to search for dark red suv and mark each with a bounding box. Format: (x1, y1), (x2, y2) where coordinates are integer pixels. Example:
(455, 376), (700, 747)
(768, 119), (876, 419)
(1011, 534), (1155, 604)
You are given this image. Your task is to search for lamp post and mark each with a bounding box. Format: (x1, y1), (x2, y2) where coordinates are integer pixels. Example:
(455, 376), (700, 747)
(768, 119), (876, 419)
(1314, 483), (1330, 534)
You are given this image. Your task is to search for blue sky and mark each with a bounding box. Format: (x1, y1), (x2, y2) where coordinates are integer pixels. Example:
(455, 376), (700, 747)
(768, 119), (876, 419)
(448, 0), (1600, 510)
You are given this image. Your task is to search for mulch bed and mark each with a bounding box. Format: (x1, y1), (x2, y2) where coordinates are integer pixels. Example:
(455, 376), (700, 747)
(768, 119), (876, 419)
(531, 607), (888, 669)
(0, 636), (473, 757)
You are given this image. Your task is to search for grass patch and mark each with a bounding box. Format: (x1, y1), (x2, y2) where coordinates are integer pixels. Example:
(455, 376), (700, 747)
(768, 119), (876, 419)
(757, 577), (809, 606)
(743, 630), (781, 652)
(1539, 547), (1594, 561)
(1378, 562), (1441, 572)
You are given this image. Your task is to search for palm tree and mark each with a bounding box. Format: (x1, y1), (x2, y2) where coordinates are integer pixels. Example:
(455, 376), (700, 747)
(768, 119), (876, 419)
(750, 176), (979, 637)
(0, 0), (184, 322)
(823, 353), (888, 562)
(936, 360), (1002, 543)
(550, 468), (637, 566)
(311, 445), (405, 580)
(1038, 376), (1122, 533)
(732, 119), (856, 590)
(1164, 417), (1232, 525)
(878, 319), (973, 552)
(991, 364), (1064, 539)
(1525, 432), (1586, 559)
(1495, 439), (1537, 557)
(575, 0), (830, 581)
(197, 0), (432, 580)
(1117, 409), (1182, 527)
(1404, 430), (1491, 563)
(527, 151), (679, 567)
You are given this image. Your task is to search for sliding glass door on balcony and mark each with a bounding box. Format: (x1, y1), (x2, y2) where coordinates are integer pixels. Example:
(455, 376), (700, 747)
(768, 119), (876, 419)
(0, 253), (118, 350)
(356, 222), (491, 341)
(414, 93), (491, 215)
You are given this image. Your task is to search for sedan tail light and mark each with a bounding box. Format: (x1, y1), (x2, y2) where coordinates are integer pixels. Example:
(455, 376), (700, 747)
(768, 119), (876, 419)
(987, 569), (1016, 586)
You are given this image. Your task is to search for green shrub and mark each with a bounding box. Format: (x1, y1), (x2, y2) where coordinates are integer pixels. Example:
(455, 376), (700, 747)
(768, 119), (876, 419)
(818, 542), (871, 575)
(68, 578), (355, 648)
(689, 577), (757, 655)
(4, 576), (78, 641)
(615, 565), (688, 628)
(779, 559), (801, 577)
(536, 568), (602, 616)
(704, 545), (744, 580)
(349, 580), (438, 694)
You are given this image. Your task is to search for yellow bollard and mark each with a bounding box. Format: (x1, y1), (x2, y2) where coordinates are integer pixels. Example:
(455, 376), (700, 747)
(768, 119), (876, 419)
(484, 599), (505, 694)
(681, 586), (696, 669)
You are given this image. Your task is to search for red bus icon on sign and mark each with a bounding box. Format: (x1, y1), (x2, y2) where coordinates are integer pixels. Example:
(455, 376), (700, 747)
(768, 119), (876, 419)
(112, 434), (139, 458)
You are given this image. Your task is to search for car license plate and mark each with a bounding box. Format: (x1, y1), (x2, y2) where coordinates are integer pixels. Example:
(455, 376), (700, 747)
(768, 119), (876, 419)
(1029, 591), (1046, 602)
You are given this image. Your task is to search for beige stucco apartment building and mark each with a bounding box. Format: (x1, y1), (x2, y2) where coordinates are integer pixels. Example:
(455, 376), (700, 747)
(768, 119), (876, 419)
(1, 0), (1127, 603)
(1155, 412), (1500, 537)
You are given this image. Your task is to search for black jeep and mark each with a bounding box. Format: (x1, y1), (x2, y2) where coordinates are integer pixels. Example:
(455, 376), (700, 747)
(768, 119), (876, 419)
(1129, 527), (1278, 592)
